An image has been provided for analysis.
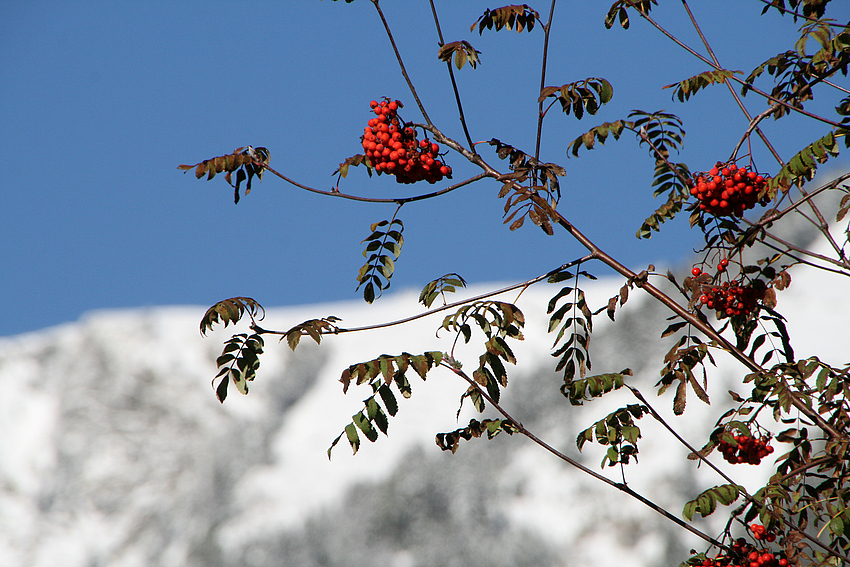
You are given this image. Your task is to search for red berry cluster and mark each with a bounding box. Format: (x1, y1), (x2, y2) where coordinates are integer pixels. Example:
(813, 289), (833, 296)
(718, 434), (774, 465)
(695, 538), (787, 567)
(689, 162), (770, 217)
(750, 524), (776, 543)
(361, 99), (451, 184)
(699, 280), (766, 318)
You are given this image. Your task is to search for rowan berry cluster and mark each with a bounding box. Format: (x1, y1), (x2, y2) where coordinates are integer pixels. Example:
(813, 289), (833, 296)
(718, 434), (774, 465)
(693, 533), (786, 567)
(689, 162), (770, 217)
(698, 280), (766, 318)
(750, 524), (776, 543)
(361, 99), (452, 184)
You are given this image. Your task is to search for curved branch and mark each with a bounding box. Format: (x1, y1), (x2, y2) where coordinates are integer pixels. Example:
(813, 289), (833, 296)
(260, 163), (487, 204)
(730, 104), (780, 161)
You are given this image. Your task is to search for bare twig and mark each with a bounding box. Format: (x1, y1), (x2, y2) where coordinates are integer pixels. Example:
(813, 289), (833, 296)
(428, 0), (475, 152)
(260, 162), (487, 204)
(371, 0), (433, 127)
(534, 0), (558, 163)
(254, 256), (593, 337)
(680, 0), (784, 166)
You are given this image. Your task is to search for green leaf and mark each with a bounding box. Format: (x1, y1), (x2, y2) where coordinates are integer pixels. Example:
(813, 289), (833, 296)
(438, 41), (482, 70)
(540, 78), (614, 119)
(378, 383), (398, 416)
(683, 484), (743, 520)
(200, 297), (265, 336)
(568, 119), (633, 157)
(356, 215), (404, 303)
(344, 423), (360, 454)
(353, 411), (378, 442)
(419, 273), (467, 308)
(662, 69), (740, 102)
(472, 5), (540, 34)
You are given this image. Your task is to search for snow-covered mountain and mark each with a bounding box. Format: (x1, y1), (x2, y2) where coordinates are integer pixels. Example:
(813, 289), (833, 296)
(0, 228), (845, 567)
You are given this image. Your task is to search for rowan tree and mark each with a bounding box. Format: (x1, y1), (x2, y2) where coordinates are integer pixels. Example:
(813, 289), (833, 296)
(180, 2), (850, 566)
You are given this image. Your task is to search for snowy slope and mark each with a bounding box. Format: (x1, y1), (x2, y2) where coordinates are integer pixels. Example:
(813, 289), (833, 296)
(0, 233), (845, 567)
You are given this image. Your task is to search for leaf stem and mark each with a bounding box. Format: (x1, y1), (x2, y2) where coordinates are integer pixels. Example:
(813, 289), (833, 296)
(754, 0), (850, 28)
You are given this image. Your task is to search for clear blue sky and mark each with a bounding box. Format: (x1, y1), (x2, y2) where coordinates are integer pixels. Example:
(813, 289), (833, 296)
(2, 1), (848, 336)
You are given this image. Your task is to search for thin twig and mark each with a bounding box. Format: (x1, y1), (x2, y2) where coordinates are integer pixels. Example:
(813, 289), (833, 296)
(534, 0), (557, 163)
(371, 0), (433, 127)
(823, 79), (850, 95)
(261, 163), (487, 204)
(754, 0), (850, 28)
(255, 255), (593, 337)
(747, 228), (850, 276)
(730, 105), (779, 161)
(680, 0), (784, 166)
(428, 0), (475, 152)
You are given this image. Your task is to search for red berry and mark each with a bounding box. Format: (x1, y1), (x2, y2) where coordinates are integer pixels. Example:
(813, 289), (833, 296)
(692, 267), (702, 276)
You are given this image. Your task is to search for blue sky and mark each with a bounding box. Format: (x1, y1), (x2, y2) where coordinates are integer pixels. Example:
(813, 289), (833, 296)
(2, 1), (848, 336)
